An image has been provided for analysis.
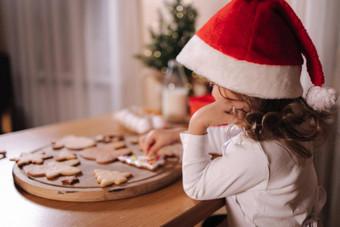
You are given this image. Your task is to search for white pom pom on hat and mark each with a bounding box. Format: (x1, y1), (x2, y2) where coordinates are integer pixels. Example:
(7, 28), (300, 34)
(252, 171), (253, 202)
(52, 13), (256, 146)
(176, 0), (338, 112)
(306, 86), (338, 112)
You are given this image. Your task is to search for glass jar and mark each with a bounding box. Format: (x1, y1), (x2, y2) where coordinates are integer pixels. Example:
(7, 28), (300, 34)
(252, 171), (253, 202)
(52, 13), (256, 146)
(162, 60), (189, 123)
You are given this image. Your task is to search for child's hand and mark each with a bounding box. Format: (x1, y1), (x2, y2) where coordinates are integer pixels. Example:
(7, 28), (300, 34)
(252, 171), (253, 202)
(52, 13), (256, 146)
(189, 99), (249, 135)
(139, 127), (186, 155)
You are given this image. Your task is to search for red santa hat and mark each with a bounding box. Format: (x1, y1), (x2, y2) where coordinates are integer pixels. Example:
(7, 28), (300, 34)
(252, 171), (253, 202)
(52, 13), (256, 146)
(176, 0), (337, 112)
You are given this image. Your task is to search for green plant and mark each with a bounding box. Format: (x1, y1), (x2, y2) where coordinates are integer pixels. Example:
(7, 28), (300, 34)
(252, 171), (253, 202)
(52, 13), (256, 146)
(136, 0), (198, 77)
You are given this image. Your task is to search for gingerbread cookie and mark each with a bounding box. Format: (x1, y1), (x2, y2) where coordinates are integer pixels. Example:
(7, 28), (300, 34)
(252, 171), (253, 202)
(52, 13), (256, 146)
(25, 159), (81, 179)
(54, 150), (77, 161)
(118, 154), (166, 171)
(52, 135), (96, 150)
(94, 169), (132, 187)
(80, 144), (132, 164)
(10, 151), (53, 167)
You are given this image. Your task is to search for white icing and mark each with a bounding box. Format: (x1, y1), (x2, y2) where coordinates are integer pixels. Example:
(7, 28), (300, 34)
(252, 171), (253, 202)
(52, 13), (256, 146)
(118, 155), (165, 170)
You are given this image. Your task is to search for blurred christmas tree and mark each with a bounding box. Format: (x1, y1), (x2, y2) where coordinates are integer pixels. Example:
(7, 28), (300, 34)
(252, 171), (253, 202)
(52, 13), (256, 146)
(137, 0), (198, 78)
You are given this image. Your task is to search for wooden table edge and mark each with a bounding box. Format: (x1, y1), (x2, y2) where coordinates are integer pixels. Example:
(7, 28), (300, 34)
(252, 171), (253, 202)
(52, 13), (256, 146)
(161, 198), (226, 227)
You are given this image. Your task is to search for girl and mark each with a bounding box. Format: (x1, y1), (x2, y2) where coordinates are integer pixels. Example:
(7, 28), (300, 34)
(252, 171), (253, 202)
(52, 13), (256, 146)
(140, 0), (337, 226)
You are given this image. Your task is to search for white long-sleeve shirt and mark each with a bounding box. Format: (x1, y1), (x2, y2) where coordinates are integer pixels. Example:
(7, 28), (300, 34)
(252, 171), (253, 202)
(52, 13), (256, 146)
(180, 125), (318, 226)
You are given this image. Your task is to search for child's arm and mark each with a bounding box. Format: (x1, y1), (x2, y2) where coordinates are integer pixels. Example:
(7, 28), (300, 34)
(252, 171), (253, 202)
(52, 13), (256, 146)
(181, 133), (268, 200)
(206, 124), (243, 155)
(189, 99), (249, 135)
(181, 99), (269, 199)
(139, 127), (187, 155)
(139, 125), (231, 155)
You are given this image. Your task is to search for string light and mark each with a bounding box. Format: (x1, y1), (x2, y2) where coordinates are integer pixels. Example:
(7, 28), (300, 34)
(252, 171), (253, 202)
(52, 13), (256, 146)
(176, 12), (184, 18)
(176, 5), (184, 12)
(144, 49), (152, 57)
(153, 51), (161, 58)
(172, 32), (179, 38)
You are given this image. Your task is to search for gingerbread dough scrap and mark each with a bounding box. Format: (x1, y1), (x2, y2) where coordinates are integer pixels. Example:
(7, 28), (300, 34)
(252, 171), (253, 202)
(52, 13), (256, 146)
(80, 144), (132, 164)
(25, 159), (81, 179)
(52, 135), (96, 150)
(62, 176), (79, 185)
(118, 154), (166, 171)
(10, 151), (53, 167)
(94, 169), (132, 187)
(129, 137), (140, 145)
(158, 146), (176, 158)
(95, 135), (112, 143)
(54, 150), (77, 161)
(95, 134), (124, 143)
(108, 134), (124, 141)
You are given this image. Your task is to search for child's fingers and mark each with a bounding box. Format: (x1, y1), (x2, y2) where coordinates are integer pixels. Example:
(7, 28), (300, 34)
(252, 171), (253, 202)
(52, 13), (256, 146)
(148, 141), (163, 155)
(141, 132), (156, 154)
(139, 134), (146, 146)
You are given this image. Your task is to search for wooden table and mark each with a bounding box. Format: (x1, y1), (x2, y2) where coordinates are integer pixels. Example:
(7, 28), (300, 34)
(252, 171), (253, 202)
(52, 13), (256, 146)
(0, 114), (225, 227)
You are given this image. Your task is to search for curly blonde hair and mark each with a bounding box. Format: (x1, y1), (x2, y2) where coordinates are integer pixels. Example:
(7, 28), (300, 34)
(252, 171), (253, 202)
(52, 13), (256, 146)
(218, 87), (333, 158)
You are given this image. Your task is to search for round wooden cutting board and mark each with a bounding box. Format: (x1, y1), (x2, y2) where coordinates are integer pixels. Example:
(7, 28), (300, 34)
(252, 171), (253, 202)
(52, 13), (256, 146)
(12, 135), (182, 202)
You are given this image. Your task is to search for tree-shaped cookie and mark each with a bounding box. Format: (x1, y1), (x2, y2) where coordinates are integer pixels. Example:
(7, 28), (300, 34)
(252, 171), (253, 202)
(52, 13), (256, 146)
(10, 151), (53, 167)
(94, 169), (132, 187)
(25, 159), (82, 179)
(80, 143), (132, 164)
(52, 135), (96, 150)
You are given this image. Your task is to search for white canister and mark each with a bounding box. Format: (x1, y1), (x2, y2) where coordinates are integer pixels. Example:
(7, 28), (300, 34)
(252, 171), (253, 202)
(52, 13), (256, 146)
(162, 60), (189, 123)
(162, 87), (188, 123)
